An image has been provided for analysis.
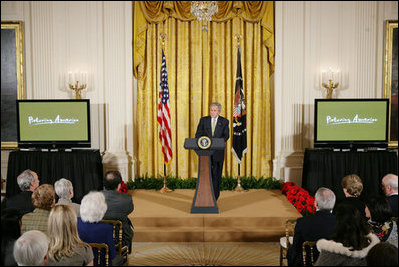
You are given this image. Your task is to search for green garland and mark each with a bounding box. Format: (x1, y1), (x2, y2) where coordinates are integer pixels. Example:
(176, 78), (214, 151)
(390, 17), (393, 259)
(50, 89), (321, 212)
(127, 175), (282, 190)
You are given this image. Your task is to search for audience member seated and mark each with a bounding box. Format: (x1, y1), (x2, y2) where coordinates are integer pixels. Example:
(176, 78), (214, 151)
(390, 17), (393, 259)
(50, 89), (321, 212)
(1, 208), (22, 266)
(5, 169), (40, 217)
(78, 191), (123, 266)
(54, 178), (80, 217)
(21, 184), (55, 235)
(13, 230), (49, 266)
(102, 170), (134, 253)
(365, 194), (398, 247)
(381, 174), (398, 217)
(334, 174), (366, 218)
(46, 205), (93, 266)
(287, 187), (336, 266)
(315, 203), (380, 266)
(366, 241), (398, 266)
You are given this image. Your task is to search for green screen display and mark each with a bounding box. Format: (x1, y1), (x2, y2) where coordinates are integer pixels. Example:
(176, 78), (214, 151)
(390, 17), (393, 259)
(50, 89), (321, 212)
(315, 99), (388, 142)
(18, 100), (90, 142)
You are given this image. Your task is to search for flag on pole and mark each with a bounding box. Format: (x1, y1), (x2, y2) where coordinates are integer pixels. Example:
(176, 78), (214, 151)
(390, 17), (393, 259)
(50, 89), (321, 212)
(232, 46), (247, 164)
(157, 49), (172, 163)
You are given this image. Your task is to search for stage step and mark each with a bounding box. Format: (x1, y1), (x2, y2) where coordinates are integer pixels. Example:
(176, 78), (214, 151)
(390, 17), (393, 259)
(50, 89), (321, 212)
(133, 226), (286, 242)
(129, 189), (301, 242)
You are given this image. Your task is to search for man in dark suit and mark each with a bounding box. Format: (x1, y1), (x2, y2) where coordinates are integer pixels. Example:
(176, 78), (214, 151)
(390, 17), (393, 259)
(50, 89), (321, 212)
(102, 170), (134, 253)
(381, 174), (398, 217)
(5, 169), (40, 217)
(287, 187), (336, 266)
(195, 102), (229, 201)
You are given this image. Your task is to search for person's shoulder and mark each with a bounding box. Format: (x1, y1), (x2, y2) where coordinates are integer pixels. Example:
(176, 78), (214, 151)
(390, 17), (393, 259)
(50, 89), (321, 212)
(219, 116), (229, 123)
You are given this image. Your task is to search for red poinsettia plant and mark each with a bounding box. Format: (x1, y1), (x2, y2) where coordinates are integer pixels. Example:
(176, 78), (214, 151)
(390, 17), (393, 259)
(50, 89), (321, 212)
(118, 181), (129, 193)
(282, 182), (316, 216)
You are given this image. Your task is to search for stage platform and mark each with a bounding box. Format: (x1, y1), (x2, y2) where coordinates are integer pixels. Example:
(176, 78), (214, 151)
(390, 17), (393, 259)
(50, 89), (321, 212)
(129, 189), (301, 242)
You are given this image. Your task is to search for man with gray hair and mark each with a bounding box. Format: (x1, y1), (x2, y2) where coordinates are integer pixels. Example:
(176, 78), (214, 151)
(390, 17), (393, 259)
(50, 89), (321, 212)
(54, 178), (80, 217)
(382, 173), (398, 217)
(6, 169), (40, 216)
(13, 230), (49, 266)
(287, 187), (336, 266)
(195, 102), (230, 201)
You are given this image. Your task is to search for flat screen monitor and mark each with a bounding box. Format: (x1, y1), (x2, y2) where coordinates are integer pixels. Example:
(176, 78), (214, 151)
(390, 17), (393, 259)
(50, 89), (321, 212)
(17, 99), (91, 148)
(314, 98), (389, 148)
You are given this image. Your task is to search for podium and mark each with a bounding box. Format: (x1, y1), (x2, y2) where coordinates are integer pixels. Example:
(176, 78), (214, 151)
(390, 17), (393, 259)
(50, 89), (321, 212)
(184, 137), (225, 214)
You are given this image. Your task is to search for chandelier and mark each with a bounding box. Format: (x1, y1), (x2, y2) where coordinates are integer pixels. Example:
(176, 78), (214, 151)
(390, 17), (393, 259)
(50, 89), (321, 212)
(191, 1), (218, 31)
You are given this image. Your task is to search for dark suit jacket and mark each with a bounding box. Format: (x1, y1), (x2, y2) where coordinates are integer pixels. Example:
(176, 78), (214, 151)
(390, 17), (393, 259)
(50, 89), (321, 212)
(195, 115), (229, 162)
(387, 194), (398, 217)
(287, 210), (336, 266)
(102, 190), (134, 248)
(5, 191), (34, 217)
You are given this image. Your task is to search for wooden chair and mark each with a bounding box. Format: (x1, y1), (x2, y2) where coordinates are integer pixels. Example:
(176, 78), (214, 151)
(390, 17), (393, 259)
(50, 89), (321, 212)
(302, 241), (317, 266)
(101, 219), (129, 265)
(89, 243), (109, 266)
(279, 218), (297, 266)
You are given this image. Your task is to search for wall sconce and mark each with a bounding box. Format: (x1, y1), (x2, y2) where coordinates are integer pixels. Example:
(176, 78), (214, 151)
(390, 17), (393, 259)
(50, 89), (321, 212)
(321, 68), (340, 99)
(68, 71), (88, 99)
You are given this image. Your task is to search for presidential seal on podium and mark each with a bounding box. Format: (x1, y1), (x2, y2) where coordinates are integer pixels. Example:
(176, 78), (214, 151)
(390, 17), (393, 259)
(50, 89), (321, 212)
(197, 136), (211, 149)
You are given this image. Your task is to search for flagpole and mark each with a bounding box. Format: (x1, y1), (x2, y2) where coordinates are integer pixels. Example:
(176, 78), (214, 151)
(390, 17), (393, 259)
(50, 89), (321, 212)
(235, 163), (244, 192)
(160, 163), (172, 193)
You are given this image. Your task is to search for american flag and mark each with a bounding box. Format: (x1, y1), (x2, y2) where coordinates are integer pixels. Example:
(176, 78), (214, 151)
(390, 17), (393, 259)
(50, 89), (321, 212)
(157, 49), (172, 163)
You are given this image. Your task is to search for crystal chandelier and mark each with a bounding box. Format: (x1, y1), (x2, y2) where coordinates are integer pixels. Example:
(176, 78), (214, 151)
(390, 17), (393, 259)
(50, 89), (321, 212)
(191, 1), (218, 31)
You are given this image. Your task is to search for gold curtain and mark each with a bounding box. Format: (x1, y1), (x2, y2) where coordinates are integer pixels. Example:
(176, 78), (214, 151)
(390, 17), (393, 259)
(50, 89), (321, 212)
(134, 1), (274, 178)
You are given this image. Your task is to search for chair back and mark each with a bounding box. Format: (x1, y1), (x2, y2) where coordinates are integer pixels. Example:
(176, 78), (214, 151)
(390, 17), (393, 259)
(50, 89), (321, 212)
(101, 219), (123, 253)
(89, 243), (109, 266)
(101, 219), (129, 265)
(279, 218), (297, 266)
(302, 241), (317, 266)
(285, 218), (297, 248)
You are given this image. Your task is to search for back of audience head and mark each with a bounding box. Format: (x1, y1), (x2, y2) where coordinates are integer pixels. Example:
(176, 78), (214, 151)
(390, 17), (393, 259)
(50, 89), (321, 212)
(315, 187), (336, 211)
(382, 173), (398, 196)
(103, 170), (122, 190)
(80, 191), (107, 223)
(365, 194), (393, 222)
(17, 170), (39, 192)
(54, 178), (74, 200)
(47, 204), (85, 261)
(32, 184), (56, 211)
(366, 242), (398, 266)
(1, 208), (22, 265)
(13, 230), (48, 266)
(333, 203), (370, 250)
(341, 174), (363, 197)
(1, 208), (22, 239)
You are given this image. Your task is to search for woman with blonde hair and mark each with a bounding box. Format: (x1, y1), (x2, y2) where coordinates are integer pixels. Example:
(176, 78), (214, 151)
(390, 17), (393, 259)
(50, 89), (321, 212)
(334, 174), (366, 218)
(46, 204), (93, 266)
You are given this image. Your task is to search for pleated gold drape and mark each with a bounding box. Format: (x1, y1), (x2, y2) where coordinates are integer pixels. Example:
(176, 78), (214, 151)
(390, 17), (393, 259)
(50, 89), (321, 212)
(133, 1), (274, 179)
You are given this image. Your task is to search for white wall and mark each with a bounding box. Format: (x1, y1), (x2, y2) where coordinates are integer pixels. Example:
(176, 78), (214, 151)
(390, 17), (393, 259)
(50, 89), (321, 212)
(1, 1), (135, 184)
(273, 1), (398, 184)
(1, 1), (398, 190)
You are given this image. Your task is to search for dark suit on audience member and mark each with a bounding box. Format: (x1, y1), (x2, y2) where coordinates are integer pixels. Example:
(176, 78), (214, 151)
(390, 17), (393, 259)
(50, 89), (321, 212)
(334, 197), (366, 219)
(5, 191), (34, 217)
(102, 190), (134, 251)
(386, 194), (398, 217)
(195, 115), (229, 200)
(287, 210), (336, 266)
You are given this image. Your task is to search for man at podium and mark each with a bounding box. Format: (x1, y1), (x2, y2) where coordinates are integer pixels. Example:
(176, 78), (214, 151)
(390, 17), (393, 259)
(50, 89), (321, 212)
(195, 102), (229, 200)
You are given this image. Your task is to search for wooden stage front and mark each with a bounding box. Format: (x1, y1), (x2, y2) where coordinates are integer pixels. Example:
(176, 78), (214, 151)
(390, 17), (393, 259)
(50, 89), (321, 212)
(129, 189), (301, 242)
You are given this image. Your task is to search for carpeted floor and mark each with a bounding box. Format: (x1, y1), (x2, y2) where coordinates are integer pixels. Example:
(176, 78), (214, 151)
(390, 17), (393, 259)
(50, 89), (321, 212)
(128, 242), (281, 266)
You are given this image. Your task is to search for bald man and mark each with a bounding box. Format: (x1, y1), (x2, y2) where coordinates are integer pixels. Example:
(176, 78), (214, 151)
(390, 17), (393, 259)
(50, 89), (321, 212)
(381, 174), (398, 217)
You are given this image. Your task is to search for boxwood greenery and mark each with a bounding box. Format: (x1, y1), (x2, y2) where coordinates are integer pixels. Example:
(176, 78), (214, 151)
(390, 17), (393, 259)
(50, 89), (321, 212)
(126, 175), (283, 191)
